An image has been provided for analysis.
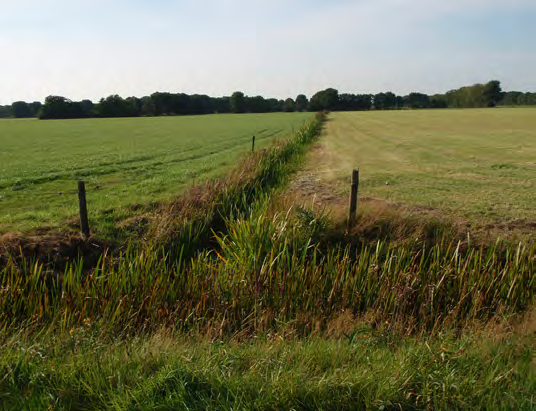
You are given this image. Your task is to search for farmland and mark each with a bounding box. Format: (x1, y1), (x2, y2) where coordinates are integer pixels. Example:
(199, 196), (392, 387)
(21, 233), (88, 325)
(0, 111), (534, 409)
(309, 108), (536, 229)
(0, 112), (311, 235)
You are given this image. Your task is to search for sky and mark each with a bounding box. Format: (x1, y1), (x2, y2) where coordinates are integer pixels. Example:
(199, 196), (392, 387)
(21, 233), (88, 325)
(1, 0), (535, 104)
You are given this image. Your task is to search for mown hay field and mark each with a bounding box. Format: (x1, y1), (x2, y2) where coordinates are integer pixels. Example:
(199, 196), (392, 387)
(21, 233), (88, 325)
(0, 113), (312, 234)
(313, 108), (535, 233)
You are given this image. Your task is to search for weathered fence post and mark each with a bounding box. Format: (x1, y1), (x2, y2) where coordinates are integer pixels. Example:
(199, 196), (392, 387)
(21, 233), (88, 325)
(252, 135), (256, 152)
(348, 168), (359, 231)
(78, 181), (90, 238)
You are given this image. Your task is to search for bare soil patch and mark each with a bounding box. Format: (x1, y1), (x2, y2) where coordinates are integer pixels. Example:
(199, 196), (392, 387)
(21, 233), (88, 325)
(0, 232), (114, 272)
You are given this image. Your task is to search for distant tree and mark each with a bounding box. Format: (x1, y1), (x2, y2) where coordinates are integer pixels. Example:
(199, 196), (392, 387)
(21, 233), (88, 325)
(80, 99), (95, 117)
(141, 96), (156, 116)
(524, 92), (536, 105)
(337, 94), (373, 111)
(308, 88), (339, 111)
(373, 92), (397, 110)
(500, 91), (522, 106)
(97, 95), (132, 117)
(245, 96), (268, 113)
(483, 80), (503, 107)
(151, 92), (175, 116)
(169, 93), (190, 114)
(186, 94), (210, 114)
(0, 105), (12, 118)
(125, 97), (142, 116)
(12, 101), (33, 118)
(40, 96), (77, 119)
(405, 92), (430, 109)
(283, 98), (295, 112)
(265, 98), (281, 112)
(295, 94), (308, 112)
(29, 101), (42, 117)
(445, 81), (503, 108)
(213, 97), (231, 114)
(230, 91), (246, 113)
(430, 94), (447, 108)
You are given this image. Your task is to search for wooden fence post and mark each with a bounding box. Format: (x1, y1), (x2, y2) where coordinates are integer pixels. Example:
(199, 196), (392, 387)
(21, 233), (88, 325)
(252, 135), (256, 152)
(348, 169), (359, 231)
(78, 181), (90, 238)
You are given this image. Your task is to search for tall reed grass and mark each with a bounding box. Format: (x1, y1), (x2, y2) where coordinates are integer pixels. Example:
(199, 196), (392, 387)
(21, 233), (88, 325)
(1, 207), (533, 335)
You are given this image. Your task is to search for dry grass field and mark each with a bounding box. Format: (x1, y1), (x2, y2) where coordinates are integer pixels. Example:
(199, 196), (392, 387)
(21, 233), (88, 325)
(302, 108), (535, 239)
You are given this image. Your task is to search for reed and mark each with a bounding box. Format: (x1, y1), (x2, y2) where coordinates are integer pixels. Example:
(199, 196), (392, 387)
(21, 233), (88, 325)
(1, 210), (533, 335)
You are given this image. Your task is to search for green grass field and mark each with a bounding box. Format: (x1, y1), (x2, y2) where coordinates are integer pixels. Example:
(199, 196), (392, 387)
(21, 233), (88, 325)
(313, 108), (535, 227)
(0, 113), (312, 234)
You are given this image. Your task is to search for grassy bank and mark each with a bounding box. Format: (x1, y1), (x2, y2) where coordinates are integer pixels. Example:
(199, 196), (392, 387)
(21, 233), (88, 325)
(1, 207), (533, 336)
(1, 325), (534, 410)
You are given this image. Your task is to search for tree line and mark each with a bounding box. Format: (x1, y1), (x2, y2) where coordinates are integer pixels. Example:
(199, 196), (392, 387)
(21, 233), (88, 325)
(0, 80), (534, 120)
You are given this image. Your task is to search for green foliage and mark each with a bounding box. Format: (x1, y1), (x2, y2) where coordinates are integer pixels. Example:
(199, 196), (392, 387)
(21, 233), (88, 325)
(230, 91), (246, 113)
(0, 105), (12, 118)
(97, 94), (138, 117)
(483, 80), (503, 107)
(373, 91), (399, 109)
(405, 92), (430, 109)
(295, 94), (309, 111)
(283, 97), (296, 112)
(11, 101), (37, 118)
(500, 91), (536, 106)
(309, 88), (339, 111)
(444, 80), (503, 108)
(1, 206), (533, 335)
(338, 93), (373, 110)
(39, 95), (91, 119)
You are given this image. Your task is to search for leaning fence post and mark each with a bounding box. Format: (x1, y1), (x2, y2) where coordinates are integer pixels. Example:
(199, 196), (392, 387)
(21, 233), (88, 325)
(252, 135), (256, 152)
(78, 181), (90, 238)
(348, 169), (359, 230)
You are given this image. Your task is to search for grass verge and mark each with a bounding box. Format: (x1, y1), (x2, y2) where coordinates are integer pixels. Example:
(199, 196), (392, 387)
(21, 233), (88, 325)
(1, 322), (534, 410)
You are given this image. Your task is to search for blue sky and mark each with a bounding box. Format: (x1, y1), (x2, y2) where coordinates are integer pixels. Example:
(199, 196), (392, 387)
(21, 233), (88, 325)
(1, 0), (535, 104)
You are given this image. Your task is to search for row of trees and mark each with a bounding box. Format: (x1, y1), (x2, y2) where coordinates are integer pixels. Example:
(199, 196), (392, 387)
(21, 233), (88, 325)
(443, 80), (503, 108)
(36, 92), (310, 119)
(499, 91), (536, 107)
(306, 81), (516, 111)
(1, 81), (534, 120)
(0, 101), (42, 118)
